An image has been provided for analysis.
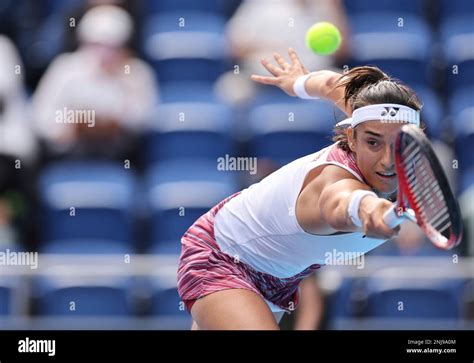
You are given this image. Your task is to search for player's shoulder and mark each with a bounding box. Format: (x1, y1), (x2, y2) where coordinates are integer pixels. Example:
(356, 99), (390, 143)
(314, 143), (362, 180)
(318, 163), (360, 182)
(300, 144), (361, 190)
(300, 163), (362, 202)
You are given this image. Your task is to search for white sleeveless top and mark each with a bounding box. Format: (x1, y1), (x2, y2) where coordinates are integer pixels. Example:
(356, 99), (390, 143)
(214, 142), (389, 279)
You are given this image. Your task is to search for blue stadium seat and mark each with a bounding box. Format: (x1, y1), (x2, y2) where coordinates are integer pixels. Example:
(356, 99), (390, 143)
(411, 85), (444, 139)
(343, 0), (426, 17)
(152, 203), (208, 242)
(0, 0), (15, 26)
(146, 159), (238, 247)
(46, 0), (83, 15)
(365, 268), (466, 319)
(40, 239), (133, 254)
(450, 87), (474, 120)
(36, 276), (134, 316)
(463, 280), (474, 318)
(440, 16), (474, 94)
(248, 100), (337, 165)
(160, 81), (218, 103)
(148, 240), (182, 255)
(0, 281), (12, 315)
(138, 275), (191, 325)
(146, 102), (235, 164)
(325, 278), (366, 322)
(142, 276), (192, 328)
(154, 58), (227, 84)
(446, 59), (474, 96)
(450, 87), (474, 172)
(459, 167), (474, 195)
(150, 287), (185, 316)
(39, 161), (136, 247)
(142, 11), (229, 84)
(251, 86), (309, 107)
(0, 276), (26, 316)
(332, 317), (466, 330)
(348, 13), (433, 86)
(17, 12), (67, 71)
(440, 0), (474, 18)
(142, 0), (225, 15)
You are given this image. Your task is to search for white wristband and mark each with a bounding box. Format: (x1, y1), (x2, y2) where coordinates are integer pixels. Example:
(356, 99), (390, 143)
(347, 190), (378, 228)
(293, 72), (320, 99)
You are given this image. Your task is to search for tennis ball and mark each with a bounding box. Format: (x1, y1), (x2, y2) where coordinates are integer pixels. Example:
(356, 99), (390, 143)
(305, 22), (342, 55)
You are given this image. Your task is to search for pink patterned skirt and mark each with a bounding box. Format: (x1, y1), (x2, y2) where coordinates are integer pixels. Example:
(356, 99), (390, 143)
(177, 192), (321, 313)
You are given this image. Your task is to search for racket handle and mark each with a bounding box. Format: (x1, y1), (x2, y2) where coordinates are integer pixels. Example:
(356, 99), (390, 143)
(383, 205), (404, 229)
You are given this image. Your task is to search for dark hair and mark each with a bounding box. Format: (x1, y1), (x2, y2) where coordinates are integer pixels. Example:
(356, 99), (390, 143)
(331, 66), (423, 151)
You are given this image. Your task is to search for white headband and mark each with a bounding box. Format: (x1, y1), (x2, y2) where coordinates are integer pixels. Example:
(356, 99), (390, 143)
(351, 103), (420, 128)
(335, 118), (353, 127)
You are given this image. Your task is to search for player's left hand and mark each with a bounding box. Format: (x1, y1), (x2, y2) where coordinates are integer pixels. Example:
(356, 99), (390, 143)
(251, 48), (309, 96)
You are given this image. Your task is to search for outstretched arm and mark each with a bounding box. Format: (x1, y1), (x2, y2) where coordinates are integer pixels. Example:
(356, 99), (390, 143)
(318, 178), (399, 239)
(297, 165), (399, 239)
(251, 48), (351, 116)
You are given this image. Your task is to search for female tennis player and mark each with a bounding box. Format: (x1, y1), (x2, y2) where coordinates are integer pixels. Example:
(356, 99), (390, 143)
(177, 48), (423, 330)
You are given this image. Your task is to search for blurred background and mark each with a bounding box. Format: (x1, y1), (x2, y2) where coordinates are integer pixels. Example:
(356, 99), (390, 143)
(0, 0), (473, 330)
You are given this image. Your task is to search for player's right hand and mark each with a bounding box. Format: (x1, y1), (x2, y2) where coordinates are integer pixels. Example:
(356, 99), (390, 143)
(250, 48), (309, 96)
(359, 196), (400, 240)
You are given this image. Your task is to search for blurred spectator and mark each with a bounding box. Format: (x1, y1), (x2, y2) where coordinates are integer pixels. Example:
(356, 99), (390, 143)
(61, 0), (143, 54)
(0, 35), (37, 249)
(215, 0), (350, 105)
(0, 35), (37, 165)
(33, 4), (158, 161)
(2, 0), (142, 91)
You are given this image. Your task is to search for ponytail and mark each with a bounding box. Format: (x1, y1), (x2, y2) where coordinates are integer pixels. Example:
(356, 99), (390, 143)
(335, 66), (390, 109)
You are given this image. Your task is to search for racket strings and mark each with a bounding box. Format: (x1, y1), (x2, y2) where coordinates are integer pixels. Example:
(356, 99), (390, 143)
(401, 141), (451, 235)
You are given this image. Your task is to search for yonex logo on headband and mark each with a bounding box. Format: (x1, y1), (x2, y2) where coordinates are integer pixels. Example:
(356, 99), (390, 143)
(352, 103), (420, 128)
(381, 107), (399, 117)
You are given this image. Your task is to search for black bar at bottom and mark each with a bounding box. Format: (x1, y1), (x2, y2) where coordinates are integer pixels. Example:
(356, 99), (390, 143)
(0, 330), (472, 361)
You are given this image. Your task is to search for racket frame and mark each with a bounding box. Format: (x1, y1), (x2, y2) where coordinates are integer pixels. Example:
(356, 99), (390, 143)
(384, 125), (463, 250)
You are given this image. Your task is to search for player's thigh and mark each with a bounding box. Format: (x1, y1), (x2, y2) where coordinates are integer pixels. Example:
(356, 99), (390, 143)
(191, 308), (284, 330)
(191, 288), (280, 330)
(191, 314), (283, 330)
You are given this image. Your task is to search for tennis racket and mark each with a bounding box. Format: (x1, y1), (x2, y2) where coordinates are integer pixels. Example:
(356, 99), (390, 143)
(383, 125), (463, 250)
